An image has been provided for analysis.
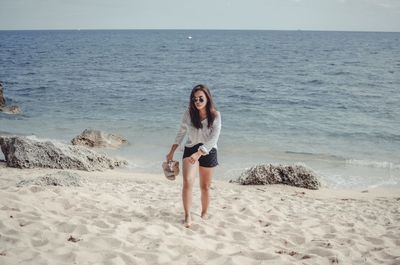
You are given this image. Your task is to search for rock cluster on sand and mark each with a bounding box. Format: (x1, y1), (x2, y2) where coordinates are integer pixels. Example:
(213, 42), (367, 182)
(0, 81), (21, 114)
(71, 129), (128, 148)
(16, 171), (87, 187)
(0, 136), (127, 171)
(231, 164), (321, 190)
(0, 82), (5, 107)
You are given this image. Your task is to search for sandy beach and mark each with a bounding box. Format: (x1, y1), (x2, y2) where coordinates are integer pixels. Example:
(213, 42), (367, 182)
(0, 163), (399, 265)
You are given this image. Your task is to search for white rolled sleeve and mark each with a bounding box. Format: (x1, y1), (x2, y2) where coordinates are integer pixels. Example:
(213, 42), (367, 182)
(174, 110), (188, 146)
(200, 112), (221, 154)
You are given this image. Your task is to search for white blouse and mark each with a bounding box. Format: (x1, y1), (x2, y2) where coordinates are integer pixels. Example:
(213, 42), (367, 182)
(174, 109), (221, 154)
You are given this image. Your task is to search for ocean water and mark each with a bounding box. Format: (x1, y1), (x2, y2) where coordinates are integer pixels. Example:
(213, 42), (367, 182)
(1, 30), (399, 189)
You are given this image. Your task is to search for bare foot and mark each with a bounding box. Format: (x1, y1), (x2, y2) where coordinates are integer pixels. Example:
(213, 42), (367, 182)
(183, 215), (192, 228)
(201, 212), (209, 220)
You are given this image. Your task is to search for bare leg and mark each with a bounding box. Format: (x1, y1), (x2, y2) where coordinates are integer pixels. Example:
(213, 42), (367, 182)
(182, 157), (198, 227)
(199, 166), (214, 219)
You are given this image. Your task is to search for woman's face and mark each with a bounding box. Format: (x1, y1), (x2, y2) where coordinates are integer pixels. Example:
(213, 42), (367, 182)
(193, 90), (208, 111)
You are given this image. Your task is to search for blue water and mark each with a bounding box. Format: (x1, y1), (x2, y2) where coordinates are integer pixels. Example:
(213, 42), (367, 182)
(1, 30), (399, 189)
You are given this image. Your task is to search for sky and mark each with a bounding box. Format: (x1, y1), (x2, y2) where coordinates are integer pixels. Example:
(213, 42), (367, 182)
(0, 0), (399, 32)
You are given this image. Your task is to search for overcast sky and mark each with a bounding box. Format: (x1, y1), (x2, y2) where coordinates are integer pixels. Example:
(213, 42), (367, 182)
(0, 0), (399, 32)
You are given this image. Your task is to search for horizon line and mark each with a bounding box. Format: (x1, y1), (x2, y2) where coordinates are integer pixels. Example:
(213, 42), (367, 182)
(0, 28), (399, 33)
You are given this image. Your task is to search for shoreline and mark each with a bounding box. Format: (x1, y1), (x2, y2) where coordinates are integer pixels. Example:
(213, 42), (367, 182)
(1, 133), (399, 190)
(2, 162), (400, 196)
(1, 165), (399, 264)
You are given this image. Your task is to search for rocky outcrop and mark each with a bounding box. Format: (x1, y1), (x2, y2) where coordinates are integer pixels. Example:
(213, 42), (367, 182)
(0, 82), (5, 107)
(230, 164), (321, 190)
(0, 136), (127, 171)
(0, 81), (21, 114)
(71, 129), (128, 148)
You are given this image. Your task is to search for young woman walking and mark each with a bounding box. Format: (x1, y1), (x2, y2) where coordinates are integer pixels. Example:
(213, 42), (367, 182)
(166, 84), (221, 228)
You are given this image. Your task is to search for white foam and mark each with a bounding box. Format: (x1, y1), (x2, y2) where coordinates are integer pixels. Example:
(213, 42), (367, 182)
(346, 159), (400, 169)
(26, 135), (68, 144)
(367, 179), (400, 189)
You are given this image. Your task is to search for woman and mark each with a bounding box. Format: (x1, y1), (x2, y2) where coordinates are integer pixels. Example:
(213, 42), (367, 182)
(166, 84), (221, 228)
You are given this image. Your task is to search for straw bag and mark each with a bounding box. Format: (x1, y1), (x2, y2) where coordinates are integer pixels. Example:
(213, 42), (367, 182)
(162, 160), (179, 180)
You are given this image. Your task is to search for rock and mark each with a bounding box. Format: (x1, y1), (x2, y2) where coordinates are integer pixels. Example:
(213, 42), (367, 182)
(231, 164), (321, 190)
(0, 105), (22, 114)
(0, 81), (21, 114)
(0, 82), (5, 107)
(71, 129), (128, 148)
(0, 136), (127, 171)
(16, 171), (87, 187)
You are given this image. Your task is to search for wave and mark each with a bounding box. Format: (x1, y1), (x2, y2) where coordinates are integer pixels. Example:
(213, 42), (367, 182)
(323, 174), (400, 189)
(0, 130), (24, 137)
(326, 131), (400, 142)
(0, 112), (25, 120)
(17, 86), (48, 92)
(346, 159), (400, 169)
(285, 151), (400, 170)
(26, 135), (65, 143)
(300, 79), (324, 85)
(366, 180), (400, 189)
(284, 151), (346, 161)
(326, 71), (352, 76)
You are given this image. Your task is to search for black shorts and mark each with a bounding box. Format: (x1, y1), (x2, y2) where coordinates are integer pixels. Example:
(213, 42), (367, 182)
(183, 143), (219, 168)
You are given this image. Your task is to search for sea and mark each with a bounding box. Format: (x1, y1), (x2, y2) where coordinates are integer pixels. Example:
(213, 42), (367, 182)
(0, 30), (399, 189)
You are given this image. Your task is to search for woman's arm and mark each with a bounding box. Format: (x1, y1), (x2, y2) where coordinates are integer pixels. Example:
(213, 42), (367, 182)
(173, 109), (188, 146)
(166, 144), (178, 161)
(199, 112), (221, 155)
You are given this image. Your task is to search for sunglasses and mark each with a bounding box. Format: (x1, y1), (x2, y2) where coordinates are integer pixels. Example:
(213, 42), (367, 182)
(192, 96), (205, 103)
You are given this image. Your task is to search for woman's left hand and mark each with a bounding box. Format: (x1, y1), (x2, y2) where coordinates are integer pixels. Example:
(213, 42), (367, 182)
(189, 152), (201, 164)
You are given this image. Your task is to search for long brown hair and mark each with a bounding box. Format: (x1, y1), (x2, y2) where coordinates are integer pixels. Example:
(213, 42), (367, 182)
(189, 84), (218, 129)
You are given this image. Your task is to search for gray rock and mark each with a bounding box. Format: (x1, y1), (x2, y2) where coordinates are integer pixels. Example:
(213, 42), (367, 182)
(0, 81), (21, 114)
(0, 105), (22, 114)
(230, 164), (321, 190)
(0, 82), (5, 107)
(17, 171), (87, 187)
(0, 136), (127, 171)
(71, 129), (128, 148)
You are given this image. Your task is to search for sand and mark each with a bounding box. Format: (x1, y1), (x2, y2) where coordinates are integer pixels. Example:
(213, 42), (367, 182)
(0, 163), (399, 265)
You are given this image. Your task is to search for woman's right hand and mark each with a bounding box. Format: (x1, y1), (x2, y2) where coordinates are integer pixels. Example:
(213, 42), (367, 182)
(166, 144), (178, 162)
(166, 152), (174, 162)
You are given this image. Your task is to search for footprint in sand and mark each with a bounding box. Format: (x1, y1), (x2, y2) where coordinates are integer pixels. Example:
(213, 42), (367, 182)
(19, 211), (42, 221)
(232, 231), (246, 241)
(107, 216), (122, 226)
(364, 236), (384, 245)
(2, 227), (19, 235)
(286, 234), (306, 245)
(128, 227), (145, 234)
(56, 221), (77, 233)
(0, 205), (21, 212)
(2, 235), (19, 244)
(73, 224), (90, 234)
(226, 216), (240, 225)
(240, 250), (277, 261)
(216, 229), (227, 237)
(93, 220), (110, 229)
(267, 215), (281, 222)
(307, 247), (340, 257)
(31, 237), (49, 247)
(323, 233), (337, 239)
